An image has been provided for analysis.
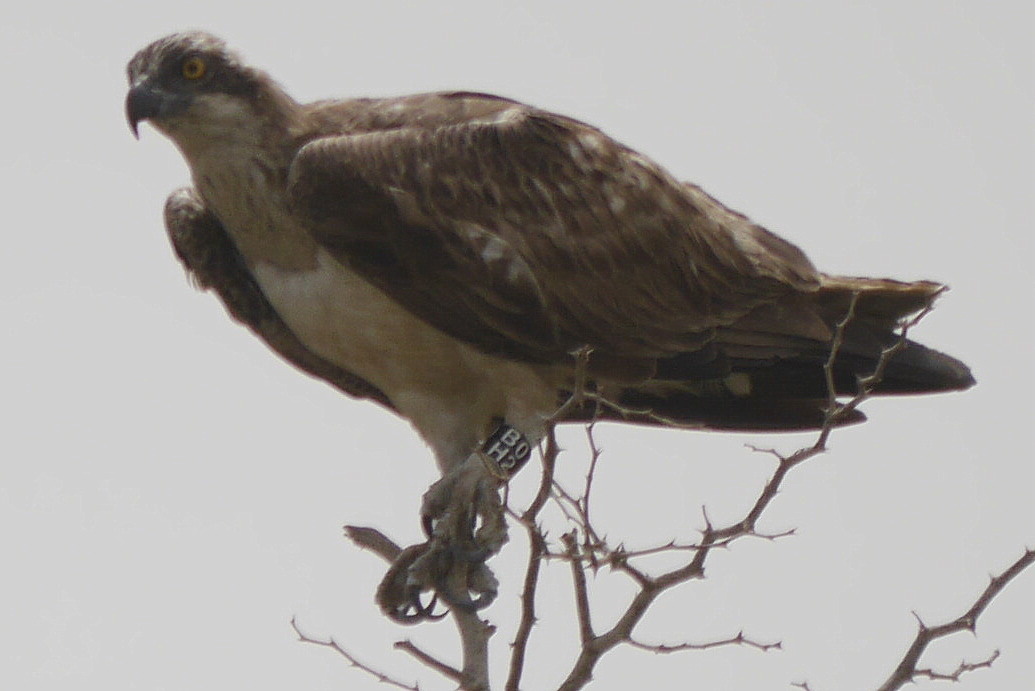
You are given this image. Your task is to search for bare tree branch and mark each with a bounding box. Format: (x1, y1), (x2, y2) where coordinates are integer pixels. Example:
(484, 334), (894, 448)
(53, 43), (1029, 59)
(548, 293), (953, 691)
(876, 548), (1035, 691)
(913, 650), (1000, 682)
(394, 640), (464, 683)
(578, 422), (603, 549)
(448, 599), (495, 689)
(628, 631), (782, 654)
(313, 294), (1028, 691)
(505, 397), (565, 691)
(562, 532), (595, 645)
(290, 617), (421, 691)
(340, 524), (495, 690)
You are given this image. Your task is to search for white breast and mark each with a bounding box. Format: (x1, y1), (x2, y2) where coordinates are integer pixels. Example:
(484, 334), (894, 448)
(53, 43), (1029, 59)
(251, 250), (557, 468)
(186, 136), (556, 467)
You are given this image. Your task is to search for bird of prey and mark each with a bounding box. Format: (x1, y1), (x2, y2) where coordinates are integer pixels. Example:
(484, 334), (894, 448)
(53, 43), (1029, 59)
(126, 32), (973, 616)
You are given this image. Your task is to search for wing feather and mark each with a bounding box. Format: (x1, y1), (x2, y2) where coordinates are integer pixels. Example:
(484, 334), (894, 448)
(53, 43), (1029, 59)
(287, 100), (820, 372)
(164, 188), (393, 409)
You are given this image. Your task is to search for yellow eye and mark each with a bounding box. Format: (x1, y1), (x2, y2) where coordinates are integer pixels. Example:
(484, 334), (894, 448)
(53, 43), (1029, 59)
(181, 56), (207, 80)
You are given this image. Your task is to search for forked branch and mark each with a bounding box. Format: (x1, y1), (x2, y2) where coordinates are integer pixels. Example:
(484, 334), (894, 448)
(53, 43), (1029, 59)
(290, 617), (419, 691)
(306, 293), (1027, 691)
(876, 548), (1035, 691)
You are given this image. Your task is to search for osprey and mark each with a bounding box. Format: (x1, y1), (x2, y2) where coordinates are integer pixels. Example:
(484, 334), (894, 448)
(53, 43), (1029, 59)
(126, 32), (972, 613)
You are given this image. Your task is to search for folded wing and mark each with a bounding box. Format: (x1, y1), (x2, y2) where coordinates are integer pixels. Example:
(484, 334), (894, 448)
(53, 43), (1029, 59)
(288, 99), (819, 379)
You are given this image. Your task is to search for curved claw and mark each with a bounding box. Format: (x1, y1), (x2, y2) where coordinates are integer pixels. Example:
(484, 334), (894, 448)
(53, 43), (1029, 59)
(421, 464), (508, 557)
(377, 454), (511, 623)
(434, 562), (500, 612)
(385, 590), (448, 623)
(436, 580), (498, 612)
(414, 592), (448, 620)
(384, 602), (426, 623)
(376, 543), (443, 624)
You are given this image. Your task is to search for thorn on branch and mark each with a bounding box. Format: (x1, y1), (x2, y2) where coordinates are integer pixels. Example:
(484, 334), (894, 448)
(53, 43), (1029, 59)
(877, 549), (1035, 691)
(628, 632), (782, 654)
(745, 443), (787, 461)
(290, 617), (420, 691)
(506, 424), (559, 691)
(562, 531), (596, 645)
(701, 505), (714, 531)
(913, 650), (1001, 682)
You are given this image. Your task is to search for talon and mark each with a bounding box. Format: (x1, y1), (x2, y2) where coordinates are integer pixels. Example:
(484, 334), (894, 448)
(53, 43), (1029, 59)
(418, 592), (448, 620)
(380, 569), (447, 623)
(435, 581), (493, 612)
(467, 589), (496, 611)
(434, 562), (499, 612)
(406, 590), (447, 621)
(437, 586), (479, 612)
(385, 604), (424, 623)
(378, 454), (510, 622)
(442, 584), (497, 611)
(376, 543), (438, 624)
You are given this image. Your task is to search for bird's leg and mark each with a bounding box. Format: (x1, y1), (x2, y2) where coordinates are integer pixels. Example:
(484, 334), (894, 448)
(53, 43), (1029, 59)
(376, 420), (534, 621)
(422, 419), (535, 553)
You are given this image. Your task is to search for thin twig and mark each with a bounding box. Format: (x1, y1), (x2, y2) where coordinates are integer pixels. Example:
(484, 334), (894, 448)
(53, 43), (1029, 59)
(394, 640), (463, 683)
(579, 422), (604, 554)
(876, 548), (1035, 691)
(551, 294), (939, 691)
(823, 291), (860, 421)
(505, 424), (560, 691)
(550, 347), (596, 423)
(562, 532), (595, 644)
(581, 391), (707, 430)
(343, 524), (492, 690)
(628, 631), (782, 653)
(913, 650), (1000, 681)
(607, 548), (653, 588)
(290, 617), (420, 691)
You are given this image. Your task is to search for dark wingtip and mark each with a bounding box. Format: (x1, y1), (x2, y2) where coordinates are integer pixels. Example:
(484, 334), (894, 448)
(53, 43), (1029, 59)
(877, 342), (976, 395)
(568, 393), (868, 432)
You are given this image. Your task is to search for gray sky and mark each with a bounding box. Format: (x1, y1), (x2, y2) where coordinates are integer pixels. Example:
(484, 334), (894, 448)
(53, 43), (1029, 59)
(2, 2), (1032, 689)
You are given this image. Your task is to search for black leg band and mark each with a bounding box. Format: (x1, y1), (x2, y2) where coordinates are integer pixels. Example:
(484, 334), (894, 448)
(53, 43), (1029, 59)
(480, 419), (533, 477)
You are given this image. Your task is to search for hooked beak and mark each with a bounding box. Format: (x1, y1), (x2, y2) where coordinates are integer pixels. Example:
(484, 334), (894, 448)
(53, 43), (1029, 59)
(125, 83), (188, 138)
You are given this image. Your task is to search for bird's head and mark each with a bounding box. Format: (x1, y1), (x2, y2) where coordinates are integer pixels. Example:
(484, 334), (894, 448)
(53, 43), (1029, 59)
(126, 32), (294, 149)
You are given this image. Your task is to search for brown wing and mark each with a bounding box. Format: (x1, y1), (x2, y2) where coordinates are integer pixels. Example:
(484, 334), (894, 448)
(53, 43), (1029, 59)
(287, 98), (820, 376)
(164, 188), (393, 409)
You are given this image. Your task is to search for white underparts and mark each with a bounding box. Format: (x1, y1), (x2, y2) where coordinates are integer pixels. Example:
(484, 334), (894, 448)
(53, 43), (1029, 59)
(169, 95), (558, 469)
(251, 250), (557, 470)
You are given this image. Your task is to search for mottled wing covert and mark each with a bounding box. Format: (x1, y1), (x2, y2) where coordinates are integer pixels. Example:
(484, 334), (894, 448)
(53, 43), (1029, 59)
(287, 101), (821, 375)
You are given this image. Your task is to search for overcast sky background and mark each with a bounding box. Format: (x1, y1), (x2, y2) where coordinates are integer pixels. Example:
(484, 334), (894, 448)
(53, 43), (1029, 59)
(2, 2), (1032, 690)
